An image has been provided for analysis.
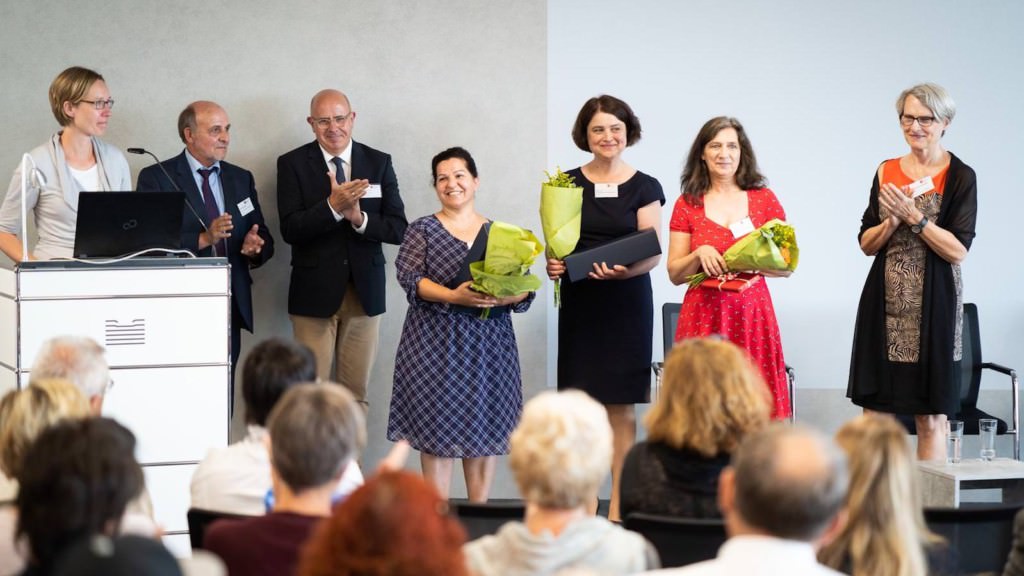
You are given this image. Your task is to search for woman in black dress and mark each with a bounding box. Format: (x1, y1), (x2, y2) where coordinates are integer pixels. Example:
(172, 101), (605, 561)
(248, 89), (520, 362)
(546, 95), (664, 520)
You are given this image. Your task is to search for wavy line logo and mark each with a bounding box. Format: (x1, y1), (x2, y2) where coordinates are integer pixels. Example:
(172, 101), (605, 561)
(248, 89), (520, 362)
(105, 318), (145, 346)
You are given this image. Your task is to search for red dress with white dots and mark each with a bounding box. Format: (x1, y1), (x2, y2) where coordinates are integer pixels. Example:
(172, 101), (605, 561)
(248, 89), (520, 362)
(669, 188), (790, 419)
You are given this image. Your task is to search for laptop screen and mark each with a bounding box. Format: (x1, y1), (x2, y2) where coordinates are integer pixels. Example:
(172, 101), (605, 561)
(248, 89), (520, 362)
(73, 191), (185, 258)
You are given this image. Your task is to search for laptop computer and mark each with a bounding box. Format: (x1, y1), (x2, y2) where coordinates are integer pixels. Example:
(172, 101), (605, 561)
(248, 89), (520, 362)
(73, 191), (185, 258)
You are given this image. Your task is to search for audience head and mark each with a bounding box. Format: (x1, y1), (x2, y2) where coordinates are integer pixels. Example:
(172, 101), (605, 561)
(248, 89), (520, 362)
(16, 417), (144, 570)
(267, 382), (366, 493)
(298, 470), (468, 576)
(721, 423), (848, 542)
(571, 94), (642, 152)
(0, 378), (89, 480)
(49, 66), (105, 127)
(51, 535), (182, 576)
(645, 337), (770, 457)
(818, 413), (938, 576)
(680, 116), (766, 202)
(509, 389), (612, 509)
(30, 335), (109, 413)
(241, 337), (317, 426)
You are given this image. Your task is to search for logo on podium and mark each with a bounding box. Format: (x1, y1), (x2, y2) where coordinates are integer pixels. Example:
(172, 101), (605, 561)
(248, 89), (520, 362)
(105, 319), (146, 346)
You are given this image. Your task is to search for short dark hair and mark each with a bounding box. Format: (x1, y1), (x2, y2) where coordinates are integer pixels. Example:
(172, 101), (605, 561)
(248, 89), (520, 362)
(431, 146), (478, 183)
(16, 417), (144, 570)
(268, 383), (365, 492)
(241, 338), (317, 426)
(571, 94), (642, 152)
(680, 116), (767, 204)
(732, 424), (848, 541)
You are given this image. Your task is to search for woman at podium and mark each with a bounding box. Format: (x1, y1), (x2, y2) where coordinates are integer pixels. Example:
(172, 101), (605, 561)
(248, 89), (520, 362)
(0, 66), (131, 261)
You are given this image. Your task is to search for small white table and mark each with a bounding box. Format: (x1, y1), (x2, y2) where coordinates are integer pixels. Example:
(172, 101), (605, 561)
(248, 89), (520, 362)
(918, 458), (1024, 507)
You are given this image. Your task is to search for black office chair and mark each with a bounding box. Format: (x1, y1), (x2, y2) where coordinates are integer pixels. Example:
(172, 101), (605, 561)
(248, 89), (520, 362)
(186, 507), (254, 550)
(448, 500), (526, 541)
(624, 512), (726, 568)
(897, 303), (1020, 459)
(652, 302), (797, 422)
(924, 504), (1022, 574)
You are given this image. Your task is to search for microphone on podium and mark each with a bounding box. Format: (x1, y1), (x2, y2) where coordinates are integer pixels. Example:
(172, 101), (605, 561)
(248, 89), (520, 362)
(127, 147), (212, 243)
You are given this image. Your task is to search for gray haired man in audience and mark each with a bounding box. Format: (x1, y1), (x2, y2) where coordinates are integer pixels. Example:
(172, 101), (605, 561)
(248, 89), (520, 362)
(646, 424), (849, 575)
(30, 335), (109, 414)
(203, 382), (365, 576)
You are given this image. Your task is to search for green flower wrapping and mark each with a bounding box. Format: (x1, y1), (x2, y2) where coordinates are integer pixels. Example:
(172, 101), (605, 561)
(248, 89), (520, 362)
(686, 219), (800, 288)
(469, 221), (543, 318)
(539, 167), (583, 307)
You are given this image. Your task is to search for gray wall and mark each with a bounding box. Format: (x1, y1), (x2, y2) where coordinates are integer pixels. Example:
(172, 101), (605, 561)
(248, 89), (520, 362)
(0, 0), (548, 498)
(548, 0), (1024, 439)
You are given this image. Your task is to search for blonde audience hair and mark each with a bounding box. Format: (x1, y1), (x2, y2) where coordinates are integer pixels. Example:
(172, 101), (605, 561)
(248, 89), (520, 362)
(644, 338), (771, 457)
(818, 413), (943, 576)
(509, 390), (612, 509)
(0, 378), (90, 480)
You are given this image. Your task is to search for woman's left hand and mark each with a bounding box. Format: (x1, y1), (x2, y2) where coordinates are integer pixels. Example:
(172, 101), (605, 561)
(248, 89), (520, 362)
(589, 261), (629, 280)
(878, 182), (921, 225)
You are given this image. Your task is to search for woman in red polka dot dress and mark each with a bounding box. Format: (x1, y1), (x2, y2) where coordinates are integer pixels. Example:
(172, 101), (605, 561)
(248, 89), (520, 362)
(666, 117), (791, 419)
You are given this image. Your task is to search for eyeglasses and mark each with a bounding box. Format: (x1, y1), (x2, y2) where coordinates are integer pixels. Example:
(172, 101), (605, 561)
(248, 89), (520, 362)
(312, 114), (351, 129)
(900, 114), (936, 128)
(79, 98), (115, 111)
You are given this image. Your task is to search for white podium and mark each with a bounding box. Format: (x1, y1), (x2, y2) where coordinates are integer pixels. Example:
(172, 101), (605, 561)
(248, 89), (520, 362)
(0, 258), (231, 553)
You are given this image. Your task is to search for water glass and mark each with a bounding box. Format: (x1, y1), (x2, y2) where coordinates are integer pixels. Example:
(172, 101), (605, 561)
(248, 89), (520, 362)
(946, 420), (964, 464)
(980, 418), (998, 461)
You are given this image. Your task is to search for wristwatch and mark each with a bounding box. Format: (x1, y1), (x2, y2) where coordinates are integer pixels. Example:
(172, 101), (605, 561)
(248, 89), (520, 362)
(911, 216), (929, 234)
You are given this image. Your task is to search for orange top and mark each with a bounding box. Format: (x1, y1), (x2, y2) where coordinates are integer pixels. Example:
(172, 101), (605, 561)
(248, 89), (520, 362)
(881, 158), (949, 196)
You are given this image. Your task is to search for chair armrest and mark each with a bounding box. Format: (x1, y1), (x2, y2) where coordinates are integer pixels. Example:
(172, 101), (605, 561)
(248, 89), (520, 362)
(981, 362), (1016, 377)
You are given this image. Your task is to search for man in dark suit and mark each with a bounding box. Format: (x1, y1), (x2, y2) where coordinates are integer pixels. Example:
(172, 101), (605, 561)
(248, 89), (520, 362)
(137, 101), (274, 408)
(276, 89), (407, 411)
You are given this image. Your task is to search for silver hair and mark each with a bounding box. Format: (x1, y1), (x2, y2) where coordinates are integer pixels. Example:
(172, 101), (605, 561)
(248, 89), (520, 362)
(896, 82), (956, 124)
(30, 336), (109, 399)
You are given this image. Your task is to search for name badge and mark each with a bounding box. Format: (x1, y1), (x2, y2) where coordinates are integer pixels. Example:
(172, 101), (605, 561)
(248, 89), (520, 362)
(908, 176), (935, 198)
(364, 184), (383, 199)
(237, 197), (255, 216)
(729, 216), (755, 238)
(594, 183), (618, 198)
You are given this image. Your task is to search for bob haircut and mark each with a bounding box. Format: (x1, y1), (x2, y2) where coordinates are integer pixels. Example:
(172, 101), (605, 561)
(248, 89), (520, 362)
(571, 95), (642, 152)
(644, 338), (770, 457)
(680, 116), (767, 204)
(896, 82), (956, 124)
(49, 66), (105, 127)
(509, 390), (612, 509)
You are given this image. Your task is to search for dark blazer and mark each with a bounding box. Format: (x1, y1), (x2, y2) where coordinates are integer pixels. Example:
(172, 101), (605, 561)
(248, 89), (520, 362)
(276, 140), (407, 318)
(136, 151), (275, 332)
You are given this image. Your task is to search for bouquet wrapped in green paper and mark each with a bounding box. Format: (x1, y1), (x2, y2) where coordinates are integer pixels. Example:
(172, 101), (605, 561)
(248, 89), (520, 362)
(539, 167), (583, 307)
(469, 220), (543, 318)
(686, 219), (799, 288)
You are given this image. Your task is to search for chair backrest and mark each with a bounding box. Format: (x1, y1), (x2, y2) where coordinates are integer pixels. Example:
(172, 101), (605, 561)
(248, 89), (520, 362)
(924, 504), (1021, 574)
(186, 507), (253, 550)
(449, 500), (526, 541)
(961, 302), (982, 409)
(624, 512), (726, 568)
(662, 303), (681, 356)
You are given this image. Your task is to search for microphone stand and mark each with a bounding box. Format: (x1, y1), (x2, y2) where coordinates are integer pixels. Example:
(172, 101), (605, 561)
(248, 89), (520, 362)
(127, 148), (212, 244)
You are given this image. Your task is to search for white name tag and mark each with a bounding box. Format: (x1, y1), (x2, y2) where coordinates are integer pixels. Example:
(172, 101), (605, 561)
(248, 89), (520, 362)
(908, 176), (935, 198)
(237, 197), (255, 216)
(594, 183), (618, 198)
(729, 216), (755, 238)
(364, 184), (383, 199)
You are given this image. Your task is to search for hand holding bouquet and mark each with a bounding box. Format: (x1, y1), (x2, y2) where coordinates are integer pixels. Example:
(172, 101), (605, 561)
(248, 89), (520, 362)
(469, 221), (543, 318)
(686, 219), (799, 288)
(539, 167), (583, 307)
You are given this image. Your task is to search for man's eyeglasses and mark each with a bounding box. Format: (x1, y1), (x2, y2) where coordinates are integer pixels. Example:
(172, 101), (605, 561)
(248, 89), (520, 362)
(79, 98), (115, 111)
(900, 114), (936, 128)
(312, 114), (351, 129)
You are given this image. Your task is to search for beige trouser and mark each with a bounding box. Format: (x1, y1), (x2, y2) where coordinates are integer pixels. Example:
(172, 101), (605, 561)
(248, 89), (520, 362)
(290, 284), (380, 409)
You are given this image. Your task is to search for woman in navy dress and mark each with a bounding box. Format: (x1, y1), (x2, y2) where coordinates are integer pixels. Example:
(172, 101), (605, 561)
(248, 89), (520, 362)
(388, 147), (533, 501)
(546, 95), (664, 521)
